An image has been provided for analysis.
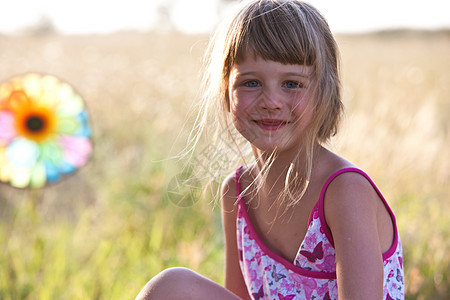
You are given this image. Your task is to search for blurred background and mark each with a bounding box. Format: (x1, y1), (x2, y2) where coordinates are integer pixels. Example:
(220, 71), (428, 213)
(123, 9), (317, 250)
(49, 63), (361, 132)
(1, 0), (449, 35)
(0, 0), (449, 299)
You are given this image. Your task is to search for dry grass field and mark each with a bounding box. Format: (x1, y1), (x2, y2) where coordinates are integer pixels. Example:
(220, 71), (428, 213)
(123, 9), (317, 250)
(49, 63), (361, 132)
(0, 30), (448, 299)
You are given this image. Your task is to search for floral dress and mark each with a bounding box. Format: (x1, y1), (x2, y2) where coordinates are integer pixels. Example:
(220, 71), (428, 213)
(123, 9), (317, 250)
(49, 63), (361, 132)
(235, 167), (405, 300)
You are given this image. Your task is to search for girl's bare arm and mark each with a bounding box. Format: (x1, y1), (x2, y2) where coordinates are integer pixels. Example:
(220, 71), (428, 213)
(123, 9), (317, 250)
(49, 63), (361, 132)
(325, 172), (385, 299)
(221, 174), (251, 300)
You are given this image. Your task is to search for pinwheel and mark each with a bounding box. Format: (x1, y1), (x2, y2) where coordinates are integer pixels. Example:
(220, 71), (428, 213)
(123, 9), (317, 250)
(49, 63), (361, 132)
(0, 73), (92, 188)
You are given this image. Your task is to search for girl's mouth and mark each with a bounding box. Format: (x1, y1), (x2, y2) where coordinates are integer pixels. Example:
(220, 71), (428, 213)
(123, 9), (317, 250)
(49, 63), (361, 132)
(254, 119), (288, 131)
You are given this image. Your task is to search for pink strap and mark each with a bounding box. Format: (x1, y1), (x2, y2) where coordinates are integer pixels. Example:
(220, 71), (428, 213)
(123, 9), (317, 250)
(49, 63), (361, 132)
(317, 168), (399, 259)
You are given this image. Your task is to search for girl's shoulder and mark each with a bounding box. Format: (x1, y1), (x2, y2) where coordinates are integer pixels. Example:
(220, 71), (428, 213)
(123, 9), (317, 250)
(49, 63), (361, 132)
(324, 170), (381, 206)
(221, 170), (238, 211)
(321, 154), (382, 223)
(221, 166), (244, 211)
(221, 164), (255, 210)
(221, 164), (255, 194)
(319, 149), (382, 212)
(317, 149), (384, 225)
(321, 158), (396, 253)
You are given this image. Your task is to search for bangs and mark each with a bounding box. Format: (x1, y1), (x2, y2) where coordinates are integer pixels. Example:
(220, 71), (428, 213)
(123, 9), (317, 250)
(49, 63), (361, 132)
(228, 1), (316, 66)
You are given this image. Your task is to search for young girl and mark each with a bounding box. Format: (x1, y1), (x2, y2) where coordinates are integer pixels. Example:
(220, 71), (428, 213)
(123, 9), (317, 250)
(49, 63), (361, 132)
(136, 0), (404, 299)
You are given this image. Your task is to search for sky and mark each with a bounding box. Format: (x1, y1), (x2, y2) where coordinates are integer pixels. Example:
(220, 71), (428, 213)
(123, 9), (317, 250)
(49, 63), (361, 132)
(0, 0), (449, 35)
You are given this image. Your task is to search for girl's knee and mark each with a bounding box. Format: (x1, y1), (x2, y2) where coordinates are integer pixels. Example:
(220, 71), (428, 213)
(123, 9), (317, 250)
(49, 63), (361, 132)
(158, 267), (199, 285)
(162, 266), (195, 277)
(136, 267), (197, 300)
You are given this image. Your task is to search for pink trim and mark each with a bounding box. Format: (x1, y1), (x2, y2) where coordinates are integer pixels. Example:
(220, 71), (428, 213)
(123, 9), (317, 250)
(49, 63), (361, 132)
(237, 201), (336, 279)
(317, 168), (399, 260)
(235, 166), (336, 280)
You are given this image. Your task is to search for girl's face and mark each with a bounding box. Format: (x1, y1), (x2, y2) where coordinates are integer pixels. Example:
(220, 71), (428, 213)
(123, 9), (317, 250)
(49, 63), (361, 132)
(228, 54), (315, 153)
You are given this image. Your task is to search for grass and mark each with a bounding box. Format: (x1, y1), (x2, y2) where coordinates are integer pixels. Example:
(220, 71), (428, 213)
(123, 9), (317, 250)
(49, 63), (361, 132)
(0, 30), (449, 299)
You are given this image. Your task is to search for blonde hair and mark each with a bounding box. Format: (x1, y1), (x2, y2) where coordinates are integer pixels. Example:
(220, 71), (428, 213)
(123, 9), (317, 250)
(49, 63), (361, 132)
(195, 0), (343, 208)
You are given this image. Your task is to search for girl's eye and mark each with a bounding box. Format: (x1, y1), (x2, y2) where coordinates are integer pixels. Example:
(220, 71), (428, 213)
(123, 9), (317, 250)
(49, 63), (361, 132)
(283, 81), (304, 89)
(244, 80), (260, 87)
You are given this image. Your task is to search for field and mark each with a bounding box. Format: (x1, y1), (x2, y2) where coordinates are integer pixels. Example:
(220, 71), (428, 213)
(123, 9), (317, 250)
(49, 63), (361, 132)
(0, 30), (449, 299)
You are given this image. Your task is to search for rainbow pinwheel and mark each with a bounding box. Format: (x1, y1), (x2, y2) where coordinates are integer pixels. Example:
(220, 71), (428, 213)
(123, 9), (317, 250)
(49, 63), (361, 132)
(0, 73), (92, 188)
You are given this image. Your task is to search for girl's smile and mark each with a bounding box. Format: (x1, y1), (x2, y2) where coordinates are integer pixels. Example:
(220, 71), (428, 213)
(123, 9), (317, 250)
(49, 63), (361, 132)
(228, 55), (315, 152)
(253, 118), (289, 131)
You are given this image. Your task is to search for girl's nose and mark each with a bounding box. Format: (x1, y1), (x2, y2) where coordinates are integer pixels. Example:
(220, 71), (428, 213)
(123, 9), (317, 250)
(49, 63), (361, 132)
(258, 89), (282, 111)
